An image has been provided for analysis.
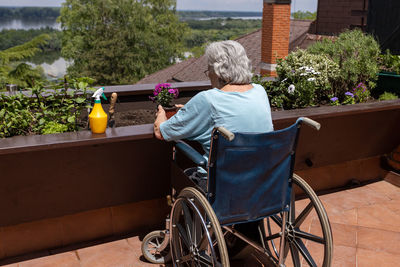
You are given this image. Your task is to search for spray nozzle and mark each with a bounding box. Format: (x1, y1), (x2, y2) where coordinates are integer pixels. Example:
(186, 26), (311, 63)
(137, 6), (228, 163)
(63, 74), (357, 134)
(92, 87), (107, 102)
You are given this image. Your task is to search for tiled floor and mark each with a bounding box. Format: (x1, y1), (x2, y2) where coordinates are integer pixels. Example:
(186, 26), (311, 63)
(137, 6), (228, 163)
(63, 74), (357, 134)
(2, 178), (400, 267)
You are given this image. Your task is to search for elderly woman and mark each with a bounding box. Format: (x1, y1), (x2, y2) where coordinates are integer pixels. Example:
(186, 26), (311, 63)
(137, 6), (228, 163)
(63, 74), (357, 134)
(154, 40), (274, 157)
(154, 40), (274, 254)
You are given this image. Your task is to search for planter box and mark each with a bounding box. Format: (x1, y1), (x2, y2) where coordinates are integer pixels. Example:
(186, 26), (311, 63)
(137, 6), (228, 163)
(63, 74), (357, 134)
(0, 99), (399, 260)
(373, 71), (400, 98)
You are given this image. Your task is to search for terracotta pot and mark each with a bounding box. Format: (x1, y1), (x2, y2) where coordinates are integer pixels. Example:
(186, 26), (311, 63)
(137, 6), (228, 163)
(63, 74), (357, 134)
(163, 106), (178, 119)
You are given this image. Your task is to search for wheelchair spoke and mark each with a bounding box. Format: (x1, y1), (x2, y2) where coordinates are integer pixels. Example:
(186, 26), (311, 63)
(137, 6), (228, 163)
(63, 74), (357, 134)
(180, 254), (192, 263)
(270, 214), (283, 227)
(196, 252), (213, 266)
(264, 232), (281, 241)
(294, 202), (313, 228)
(177, 223), (191, 249)
(197, 232), (209, 250)
(182, 202), (194, 244)
(293, 238), (317, 267)
(294, 229), (325, 244)
(289, 241), (301, 267)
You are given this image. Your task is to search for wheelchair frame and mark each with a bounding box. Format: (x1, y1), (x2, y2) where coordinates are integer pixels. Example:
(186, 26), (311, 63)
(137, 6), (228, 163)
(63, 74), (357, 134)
(141, 117), (333, 267)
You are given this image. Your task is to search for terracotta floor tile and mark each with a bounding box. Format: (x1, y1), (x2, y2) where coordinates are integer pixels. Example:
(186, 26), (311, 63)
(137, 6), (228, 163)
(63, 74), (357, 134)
(383, 198), (400, 214)
(319, 190), (367, 211)
(331, 245), (356, 267)
(357, 226), (400, 255)
(357, 248), (400, 267)
(329, 223), (357, 248)
(357, 201), (400, 232)
(321, 202), (358, 226)
(19, 252), (80, 267)
(366, 181), (400, 200)
(77, 239), (155, 267)
(345, 186), (391, 206)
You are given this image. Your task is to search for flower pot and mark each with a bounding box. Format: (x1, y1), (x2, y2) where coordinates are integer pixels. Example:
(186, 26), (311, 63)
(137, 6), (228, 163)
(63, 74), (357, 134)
(163, 106), (178, 119)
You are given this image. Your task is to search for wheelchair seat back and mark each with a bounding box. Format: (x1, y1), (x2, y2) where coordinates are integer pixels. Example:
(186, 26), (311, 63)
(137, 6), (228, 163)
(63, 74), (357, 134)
(207, 122), (301, 226)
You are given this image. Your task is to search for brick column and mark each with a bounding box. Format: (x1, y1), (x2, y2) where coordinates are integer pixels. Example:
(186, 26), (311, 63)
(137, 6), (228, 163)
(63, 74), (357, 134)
(261, 0), (291, 76)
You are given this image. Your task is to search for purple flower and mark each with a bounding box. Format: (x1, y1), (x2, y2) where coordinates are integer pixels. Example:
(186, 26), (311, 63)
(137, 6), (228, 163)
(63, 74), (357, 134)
(345, 92), (354, 97)
(330, 97), (338, 102)
(168, 88), (175, 94)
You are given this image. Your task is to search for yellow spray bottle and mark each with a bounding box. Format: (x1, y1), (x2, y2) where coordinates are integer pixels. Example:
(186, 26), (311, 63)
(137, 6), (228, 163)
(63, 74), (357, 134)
(89, 87), (108, 134)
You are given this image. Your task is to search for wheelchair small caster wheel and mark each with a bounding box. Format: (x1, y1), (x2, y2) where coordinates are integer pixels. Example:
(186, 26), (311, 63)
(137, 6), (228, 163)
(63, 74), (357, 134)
(141, 230), (171, 264)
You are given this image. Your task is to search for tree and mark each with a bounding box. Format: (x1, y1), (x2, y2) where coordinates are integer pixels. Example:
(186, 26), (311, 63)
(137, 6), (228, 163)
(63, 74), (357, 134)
(59, 0), (188, 85)
(0, 34), (49, 89)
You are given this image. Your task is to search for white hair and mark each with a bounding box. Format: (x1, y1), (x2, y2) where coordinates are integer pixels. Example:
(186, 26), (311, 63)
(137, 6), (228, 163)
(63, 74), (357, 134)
(205, 40), (253, 84)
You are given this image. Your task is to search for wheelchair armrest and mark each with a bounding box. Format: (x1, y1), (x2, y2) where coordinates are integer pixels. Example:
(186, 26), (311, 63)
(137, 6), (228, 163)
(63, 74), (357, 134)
(175, 141), (207, 168)
(298, 117), (321, 131)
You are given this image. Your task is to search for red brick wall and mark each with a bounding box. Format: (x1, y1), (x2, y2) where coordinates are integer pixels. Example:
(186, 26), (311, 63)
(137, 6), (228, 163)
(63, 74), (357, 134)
(261, 2), (291, 76)
(316, 0), (368, 35)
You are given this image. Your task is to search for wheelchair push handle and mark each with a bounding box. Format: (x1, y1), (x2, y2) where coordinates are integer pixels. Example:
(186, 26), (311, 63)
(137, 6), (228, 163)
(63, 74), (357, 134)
(216, 127), (235, 141)
(298, 117), (321, 131)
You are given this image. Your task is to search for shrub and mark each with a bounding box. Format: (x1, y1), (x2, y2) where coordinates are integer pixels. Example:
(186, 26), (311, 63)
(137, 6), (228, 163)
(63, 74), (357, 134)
(379, 49), (400, 74)
(307, 29), (381, 99)
(379, 92), (398, 101)
(0, 77), (94, 138)
(271, 49), (340, 109)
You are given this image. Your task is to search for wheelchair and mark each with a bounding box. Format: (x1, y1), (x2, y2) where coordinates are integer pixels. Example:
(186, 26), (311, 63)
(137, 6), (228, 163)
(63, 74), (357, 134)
(141, 117), (333, 267)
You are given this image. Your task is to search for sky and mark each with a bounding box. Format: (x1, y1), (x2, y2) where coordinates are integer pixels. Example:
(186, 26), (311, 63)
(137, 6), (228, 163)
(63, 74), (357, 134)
(0, 0), (318, 12)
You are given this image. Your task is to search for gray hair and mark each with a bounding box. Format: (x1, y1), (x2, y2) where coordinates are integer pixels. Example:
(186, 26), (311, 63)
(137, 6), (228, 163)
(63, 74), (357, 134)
(205, 40), (253, 84)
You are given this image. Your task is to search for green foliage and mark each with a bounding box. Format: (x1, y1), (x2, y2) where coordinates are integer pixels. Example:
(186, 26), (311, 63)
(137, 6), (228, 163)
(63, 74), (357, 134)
(183, 19), (261, 58)
(307, 29), (381, 99)
(0, 34), (50, 89)
(60, 0), (188, 85)
(41, 121), (69, 135)
(0, 7), (60, 19)
(0, 93), (34, 137)
(379, 50), (400, 74)
(0, 77), (95, 138)
(178, 11), (262, 21)
(291, 11), (317, 20)
(272, 49), (340, 109)
(0, 28), (61, 51)
(379, 92), (398, 101)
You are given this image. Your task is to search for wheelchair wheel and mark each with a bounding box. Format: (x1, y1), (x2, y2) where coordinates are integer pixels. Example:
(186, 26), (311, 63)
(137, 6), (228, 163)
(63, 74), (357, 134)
(170, 187), (230, 267)
(141, 230), (171, 264)
(264, 174), (333, 267)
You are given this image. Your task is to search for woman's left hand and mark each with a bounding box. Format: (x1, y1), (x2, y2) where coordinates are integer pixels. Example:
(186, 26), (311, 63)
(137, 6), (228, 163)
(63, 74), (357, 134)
(154, 105), (167, 140)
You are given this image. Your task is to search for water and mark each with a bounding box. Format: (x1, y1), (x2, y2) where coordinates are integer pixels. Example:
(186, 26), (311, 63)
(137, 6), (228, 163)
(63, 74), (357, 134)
(0, 18), (60, 30)
(0, 18), (66, 79)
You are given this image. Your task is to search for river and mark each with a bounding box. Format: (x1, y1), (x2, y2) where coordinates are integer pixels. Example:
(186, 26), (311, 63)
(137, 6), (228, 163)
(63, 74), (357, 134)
(0, 18), (66, 79)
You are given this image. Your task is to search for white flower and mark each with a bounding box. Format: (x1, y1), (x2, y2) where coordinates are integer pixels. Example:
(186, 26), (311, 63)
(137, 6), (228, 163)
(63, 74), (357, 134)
(282, 78), (288, 82)
(307, 77), (316, 82)
(300, 73), (307, 76)
(287, 84), (295, 94)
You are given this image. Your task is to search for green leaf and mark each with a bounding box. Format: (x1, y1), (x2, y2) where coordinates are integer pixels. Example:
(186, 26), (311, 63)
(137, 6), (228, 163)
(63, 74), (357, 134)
(75, 97), (86, 104)
(67, 116), (75, 123)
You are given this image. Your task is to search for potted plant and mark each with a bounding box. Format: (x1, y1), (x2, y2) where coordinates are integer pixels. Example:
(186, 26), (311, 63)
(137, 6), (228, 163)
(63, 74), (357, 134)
(150, 83), (179, 118)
